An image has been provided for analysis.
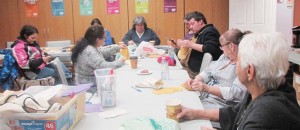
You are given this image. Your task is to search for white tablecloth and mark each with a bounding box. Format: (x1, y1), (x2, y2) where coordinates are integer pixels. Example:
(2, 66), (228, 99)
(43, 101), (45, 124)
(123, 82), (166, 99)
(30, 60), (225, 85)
(74, 70), (212, 130)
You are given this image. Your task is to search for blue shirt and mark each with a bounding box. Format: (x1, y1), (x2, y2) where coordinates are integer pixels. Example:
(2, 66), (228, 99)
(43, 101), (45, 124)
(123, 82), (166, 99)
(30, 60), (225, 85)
(104, 29), (113, 46)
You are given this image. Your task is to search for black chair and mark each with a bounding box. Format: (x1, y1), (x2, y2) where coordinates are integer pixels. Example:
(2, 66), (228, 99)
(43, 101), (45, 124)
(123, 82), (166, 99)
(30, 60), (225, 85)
(111, 37), (116, 44)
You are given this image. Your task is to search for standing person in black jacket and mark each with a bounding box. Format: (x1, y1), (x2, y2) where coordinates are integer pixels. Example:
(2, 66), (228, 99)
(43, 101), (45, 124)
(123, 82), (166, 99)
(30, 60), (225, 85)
(176, 32), (300, 130)
(177, 11), (222, 78)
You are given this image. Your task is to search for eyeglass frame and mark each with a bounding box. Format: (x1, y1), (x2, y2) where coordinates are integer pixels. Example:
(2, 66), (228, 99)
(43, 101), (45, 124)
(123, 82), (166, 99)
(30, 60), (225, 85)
(219, 42), (231, 50)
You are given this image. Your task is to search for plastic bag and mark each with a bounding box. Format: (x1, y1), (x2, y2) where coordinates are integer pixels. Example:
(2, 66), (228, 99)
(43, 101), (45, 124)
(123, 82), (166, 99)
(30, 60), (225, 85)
(134, 41), (165, 56)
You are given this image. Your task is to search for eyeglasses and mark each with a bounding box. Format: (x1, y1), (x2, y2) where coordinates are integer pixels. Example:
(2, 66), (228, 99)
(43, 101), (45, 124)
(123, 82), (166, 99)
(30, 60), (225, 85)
(220, 42), (231, 50)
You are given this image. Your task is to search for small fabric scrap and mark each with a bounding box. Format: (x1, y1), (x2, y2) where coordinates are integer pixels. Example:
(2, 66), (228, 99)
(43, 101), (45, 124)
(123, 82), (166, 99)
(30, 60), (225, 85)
(135, 78), (163, 89)
(152, 87), (184, 95)
(61, 83), (93, 97)
(181, 83), (194, 91)
(98, 108), (128, 119)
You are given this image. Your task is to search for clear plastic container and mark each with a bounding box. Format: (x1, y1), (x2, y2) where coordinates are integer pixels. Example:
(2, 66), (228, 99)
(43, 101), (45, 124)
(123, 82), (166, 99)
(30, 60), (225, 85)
(94, 68), (116, 108)
(160, 57), (169, 80)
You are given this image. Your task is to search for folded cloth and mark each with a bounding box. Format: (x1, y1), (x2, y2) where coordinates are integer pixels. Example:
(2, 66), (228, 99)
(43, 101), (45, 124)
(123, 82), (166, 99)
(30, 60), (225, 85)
(152, 87), (184, 95)
(98, 108), (128, 119)
(135, 78), (164, 89)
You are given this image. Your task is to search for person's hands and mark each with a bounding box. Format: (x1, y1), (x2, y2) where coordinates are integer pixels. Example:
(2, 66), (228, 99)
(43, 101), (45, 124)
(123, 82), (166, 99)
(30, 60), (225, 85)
(181, 40), (193, 48)
(185, 78), (193, 88)
(118, 44), (127, 49)
(119, 57), (126, 63)
(194, 75), (204, 82)
(176, 39), (184, 48)
(128, 40), (135, 45)
(167, 40), (175, 47)
(42, 56), (52, 63)
(176, 106), (198, 120)
(191, 81), (209, 92)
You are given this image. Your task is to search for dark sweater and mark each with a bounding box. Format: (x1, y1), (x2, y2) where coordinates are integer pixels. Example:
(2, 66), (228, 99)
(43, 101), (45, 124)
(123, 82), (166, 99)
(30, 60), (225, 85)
(189, 24), (222, 73)
(220, 82), (300, 130)
(122, 28), (160, 46)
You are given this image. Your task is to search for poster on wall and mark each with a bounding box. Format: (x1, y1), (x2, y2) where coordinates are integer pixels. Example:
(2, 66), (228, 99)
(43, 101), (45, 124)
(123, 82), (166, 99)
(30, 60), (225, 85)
(107, 0), (120, 14)
(287, 0), (293, 7)
(164, 0), (176, 13)
(24, 0), (38, 17)
(80, 0), (93, 16)
(51, 0), (64, 16)
(135, 0), (148, 14)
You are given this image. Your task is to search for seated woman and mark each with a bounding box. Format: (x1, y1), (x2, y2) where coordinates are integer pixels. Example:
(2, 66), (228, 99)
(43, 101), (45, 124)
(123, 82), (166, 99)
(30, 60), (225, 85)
(91, 18), (113, 46)
(178, 32), (300, 130)
(11, 25), (71, 81)
(185, 29), (251, 109)
(71, 25), (126, 87)
(122, 16), (160, 46)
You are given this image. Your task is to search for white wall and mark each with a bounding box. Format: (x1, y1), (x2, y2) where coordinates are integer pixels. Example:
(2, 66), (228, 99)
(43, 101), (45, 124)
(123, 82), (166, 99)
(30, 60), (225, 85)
(276, 1), (294, 43)
(229, 0), (294, 43)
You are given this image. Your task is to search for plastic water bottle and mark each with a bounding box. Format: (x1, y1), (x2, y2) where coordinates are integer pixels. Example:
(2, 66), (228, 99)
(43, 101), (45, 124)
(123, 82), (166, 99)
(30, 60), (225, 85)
(168, 48), (175, 59)
(161, 57), (169, 80)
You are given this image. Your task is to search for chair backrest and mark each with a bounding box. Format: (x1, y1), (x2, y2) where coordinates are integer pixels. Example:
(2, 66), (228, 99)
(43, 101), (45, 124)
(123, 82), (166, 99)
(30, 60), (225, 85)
(46, 40), (71, 47)
(111, 37), (116, 44)
(53, 58), (68, 85)
(7, 41), (14, 48)
(199, 53), (213, 73)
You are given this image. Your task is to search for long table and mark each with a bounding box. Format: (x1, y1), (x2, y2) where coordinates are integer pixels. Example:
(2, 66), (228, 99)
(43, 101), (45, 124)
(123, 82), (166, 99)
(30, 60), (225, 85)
(73, 56), (212, 129)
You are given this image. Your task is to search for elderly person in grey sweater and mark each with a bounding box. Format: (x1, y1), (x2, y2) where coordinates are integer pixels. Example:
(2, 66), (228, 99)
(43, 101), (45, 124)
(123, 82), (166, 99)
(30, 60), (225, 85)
(71, 25), (126, 87)
(178, 32), (300, 130)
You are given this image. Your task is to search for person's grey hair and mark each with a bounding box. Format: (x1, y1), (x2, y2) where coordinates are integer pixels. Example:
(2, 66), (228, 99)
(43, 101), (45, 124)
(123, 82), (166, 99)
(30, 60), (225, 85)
(238, 32), (290, 90)
(132, 16), (147, 29)
(219, 28), (251, 46)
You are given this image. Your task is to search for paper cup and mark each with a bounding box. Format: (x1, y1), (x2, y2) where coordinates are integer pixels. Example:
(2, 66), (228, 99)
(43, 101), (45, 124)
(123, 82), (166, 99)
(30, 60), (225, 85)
(166, 99), (182, 122)
(130, 56), (138, 69)
(118, 41), (124, 45)
(149, 40), (155, 46)
(120, 47), (129, 60)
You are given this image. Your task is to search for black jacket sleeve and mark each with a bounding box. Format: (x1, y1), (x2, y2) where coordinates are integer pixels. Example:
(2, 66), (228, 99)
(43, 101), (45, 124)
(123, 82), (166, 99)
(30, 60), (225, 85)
(201, 30), (222, 60)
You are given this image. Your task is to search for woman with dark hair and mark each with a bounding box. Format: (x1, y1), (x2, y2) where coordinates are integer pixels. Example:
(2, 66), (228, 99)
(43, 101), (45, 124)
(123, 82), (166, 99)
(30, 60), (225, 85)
(91, 18), (113, 46)
(72, 25), (126, 86)
(11, 25), (71, 80)
(122, 16), (160, 46)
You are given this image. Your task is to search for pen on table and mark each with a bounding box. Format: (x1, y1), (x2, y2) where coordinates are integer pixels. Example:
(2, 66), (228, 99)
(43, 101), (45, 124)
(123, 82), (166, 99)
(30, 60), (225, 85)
(131, 86), (142, 92)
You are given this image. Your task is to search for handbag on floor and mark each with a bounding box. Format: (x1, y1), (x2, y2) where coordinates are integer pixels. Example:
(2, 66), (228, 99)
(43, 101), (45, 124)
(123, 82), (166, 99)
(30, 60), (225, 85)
(13, 76), (55, 90)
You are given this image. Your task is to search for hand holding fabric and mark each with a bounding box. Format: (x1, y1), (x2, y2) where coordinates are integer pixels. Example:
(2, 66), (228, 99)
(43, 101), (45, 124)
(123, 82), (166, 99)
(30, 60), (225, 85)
(182, 40), (193, 48)
(128, 40), (135, 45)
(191, 81), (209, 92)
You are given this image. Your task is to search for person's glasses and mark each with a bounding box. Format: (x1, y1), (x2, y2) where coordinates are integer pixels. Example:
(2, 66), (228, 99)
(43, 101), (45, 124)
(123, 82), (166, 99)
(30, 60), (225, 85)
(220, 42), (231, 50)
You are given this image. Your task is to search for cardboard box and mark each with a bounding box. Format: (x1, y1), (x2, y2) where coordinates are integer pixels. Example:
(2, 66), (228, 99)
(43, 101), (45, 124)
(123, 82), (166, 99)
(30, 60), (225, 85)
(293, 72), (300, 100)
(4, 92), (85, 130)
